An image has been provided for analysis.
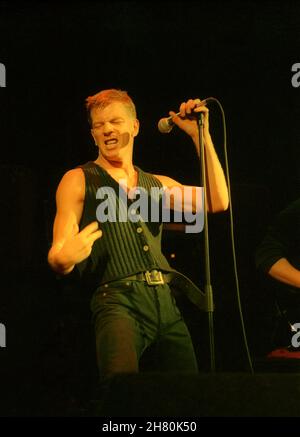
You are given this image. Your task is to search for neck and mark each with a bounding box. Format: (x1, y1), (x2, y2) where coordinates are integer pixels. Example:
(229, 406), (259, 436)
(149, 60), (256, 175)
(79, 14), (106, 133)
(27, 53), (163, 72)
(95, 155), (135, 176)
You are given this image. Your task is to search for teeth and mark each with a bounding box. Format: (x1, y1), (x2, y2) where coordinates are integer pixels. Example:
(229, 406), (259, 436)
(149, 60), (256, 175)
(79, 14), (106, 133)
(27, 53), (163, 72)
(105, 139), (117, 145)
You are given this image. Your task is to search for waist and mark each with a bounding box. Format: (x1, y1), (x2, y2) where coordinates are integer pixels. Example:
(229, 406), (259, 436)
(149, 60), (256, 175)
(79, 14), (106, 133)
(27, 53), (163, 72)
(103, 270), (174, 287)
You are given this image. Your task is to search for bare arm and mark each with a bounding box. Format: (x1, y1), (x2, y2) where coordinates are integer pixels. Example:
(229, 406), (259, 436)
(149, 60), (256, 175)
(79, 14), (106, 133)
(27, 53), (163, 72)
(47, 168), (102, 275)
(153, 176), (203, 213)
(268, 258), (300, 288)
(255, 199), (300, 289)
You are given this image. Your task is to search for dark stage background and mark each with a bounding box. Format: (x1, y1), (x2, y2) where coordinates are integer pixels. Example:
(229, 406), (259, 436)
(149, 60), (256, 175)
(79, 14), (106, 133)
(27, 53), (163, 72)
(0, 0), (300, 416)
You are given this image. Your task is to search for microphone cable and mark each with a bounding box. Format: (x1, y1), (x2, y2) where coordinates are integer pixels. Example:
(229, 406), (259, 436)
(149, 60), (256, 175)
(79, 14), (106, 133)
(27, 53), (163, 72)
(206, 96), (254, 374)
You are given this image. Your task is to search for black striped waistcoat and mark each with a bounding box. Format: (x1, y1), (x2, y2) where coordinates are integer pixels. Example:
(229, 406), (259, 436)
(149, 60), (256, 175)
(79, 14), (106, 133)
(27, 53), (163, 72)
(76, 161), (175, 287)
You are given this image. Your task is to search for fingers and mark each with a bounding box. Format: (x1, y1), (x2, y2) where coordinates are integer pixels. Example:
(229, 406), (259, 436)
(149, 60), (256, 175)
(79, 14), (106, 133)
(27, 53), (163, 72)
(80, 221), (102, 245)
(179, 98), (208, 117)
(89, 229), (102, 243)
(186, 99), (196, 114)
(80, 221), (100, 236)
(168, 110), (180, 122)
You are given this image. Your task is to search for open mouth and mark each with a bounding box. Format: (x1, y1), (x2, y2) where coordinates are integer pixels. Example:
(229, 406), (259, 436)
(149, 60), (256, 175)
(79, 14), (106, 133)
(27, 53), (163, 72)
(104, 138), (118, 149)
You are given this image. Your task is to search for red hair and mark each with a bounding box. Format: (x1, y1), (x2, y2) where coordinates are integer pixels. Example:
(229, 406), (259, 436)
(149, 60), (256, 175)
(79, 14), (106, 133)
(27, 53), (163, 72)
(85, 89), (137, 126)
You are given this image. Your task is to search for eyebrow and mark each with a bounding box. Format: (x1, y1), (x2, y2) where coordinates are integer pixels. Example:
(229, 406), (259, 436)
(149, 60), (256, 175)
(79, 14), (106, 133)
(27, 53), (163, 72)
(93, 117), (125, 125)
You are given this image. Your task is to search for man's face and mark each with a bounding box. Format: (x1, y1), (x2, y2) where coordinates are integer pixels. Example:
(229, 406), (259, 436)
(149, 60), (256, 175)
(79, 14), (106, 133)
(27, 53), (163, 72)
(91, 102), (139, 160)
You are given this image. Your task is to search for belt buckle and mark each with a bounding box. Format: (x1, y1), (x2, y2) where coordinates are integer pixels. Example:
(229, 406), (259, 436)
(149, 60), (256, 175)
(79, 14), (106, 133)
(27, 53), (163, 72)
(145, 270), (164, 286)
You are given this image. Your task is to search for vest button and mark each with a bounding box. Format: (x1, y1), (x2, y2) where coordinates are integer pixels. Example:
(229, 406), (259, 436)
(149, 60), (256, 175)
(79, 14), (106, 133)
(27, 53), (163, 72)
(143, 245), (149, 252)
(137, 227), (143, 233)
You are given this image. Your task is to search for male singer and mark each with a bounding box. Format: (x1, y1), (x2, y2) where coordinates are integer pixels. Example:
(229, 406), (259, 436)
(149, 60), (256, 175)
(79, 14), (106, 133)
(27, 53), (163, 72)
(47, 88), (229, 381)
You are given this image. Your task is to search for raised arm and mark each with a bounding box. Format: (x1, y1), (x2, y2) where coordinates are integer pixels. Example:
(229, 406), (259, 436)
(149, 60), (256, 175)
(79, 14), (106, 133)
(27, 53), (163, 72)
(47, 168), (102, 275)
(169, 98), (229, 213)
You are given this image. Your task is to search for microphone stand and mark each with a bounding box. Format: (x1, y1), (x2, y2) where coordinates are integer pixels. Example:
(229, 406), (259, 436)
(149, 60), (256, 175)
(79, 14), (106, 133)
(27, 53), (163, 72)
(197, 113), (215, 372)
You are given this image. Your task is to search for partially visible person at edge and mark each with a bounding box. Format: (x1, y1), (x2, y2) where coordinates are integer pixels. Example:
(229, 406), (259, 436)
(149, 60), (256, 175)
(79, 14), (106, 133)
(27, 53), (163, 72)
(48, 89), (229, 384)
(256, 198), (300, 352)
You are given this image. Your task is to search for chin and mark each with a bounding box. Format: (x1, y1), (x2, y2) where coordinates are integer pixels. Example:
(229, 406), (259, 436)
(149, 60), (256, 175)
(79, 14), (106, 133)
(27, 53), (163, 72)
(104, 151), (122, 161)
(103, 146), (118, 155)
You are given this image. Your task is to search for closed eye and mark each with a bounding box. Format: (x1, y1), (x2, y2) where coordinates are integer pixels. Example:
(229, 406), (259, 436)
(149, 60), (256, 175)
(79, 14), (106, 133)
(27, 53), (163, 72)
(93, 118), (124, 129)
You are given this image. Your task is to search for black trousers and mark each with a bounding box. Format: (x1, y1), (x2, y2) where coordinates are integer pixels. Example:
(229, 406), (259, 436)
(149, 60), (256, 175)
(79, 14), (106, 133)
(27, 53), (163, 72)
(90, 279), (198, 380)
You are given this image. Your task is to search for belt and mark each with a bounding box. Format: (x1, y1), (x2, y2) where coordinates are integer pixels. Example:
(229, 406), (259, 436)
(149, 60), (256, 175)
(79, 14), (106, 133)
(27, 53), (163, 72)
(120, 270), (174, 286)
(98, 271), (206, 310)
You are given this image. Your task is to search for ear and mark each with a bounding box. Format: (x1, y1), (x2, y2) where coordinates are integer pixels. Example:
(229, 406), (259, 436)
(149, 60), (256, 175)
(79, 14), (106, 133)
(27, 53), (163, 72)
(91, 129), (97, 145)
(133, 119), (140, 138)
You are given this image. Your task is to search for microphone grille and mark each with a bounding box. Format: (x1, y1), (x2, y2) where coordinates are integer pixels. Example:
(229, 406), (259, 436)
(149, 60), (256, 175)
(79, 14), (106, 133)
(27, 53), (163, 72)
(158, 117), (173, 134)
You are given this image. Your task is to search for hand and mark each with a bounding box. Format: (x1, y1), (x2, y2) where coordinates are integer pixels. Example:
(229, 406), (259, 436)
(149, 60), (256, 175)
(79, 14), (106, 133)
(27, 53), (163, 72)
(169, 98), (209, 141)
(52, 221), (102, 272)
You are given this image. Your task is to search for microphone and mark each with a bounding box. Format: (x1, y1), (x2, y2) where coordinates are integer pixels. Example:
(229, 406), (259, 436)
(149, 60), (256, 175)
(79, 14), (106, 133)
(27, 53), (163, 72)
(157, 98), (211, 134)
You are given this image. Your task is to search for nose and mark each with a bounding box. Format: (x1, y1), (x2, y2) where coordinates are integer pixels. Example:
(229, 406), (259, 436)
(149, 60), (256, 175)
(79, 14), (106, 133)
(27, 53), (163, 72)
(103, 122), (113, 134)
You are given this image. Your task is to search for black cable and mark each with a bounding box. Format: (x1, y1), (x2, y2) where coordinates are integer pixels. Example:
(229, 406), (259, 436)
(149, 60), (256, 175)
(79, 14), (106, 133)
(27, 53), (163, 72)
(204, 97), (254, 373)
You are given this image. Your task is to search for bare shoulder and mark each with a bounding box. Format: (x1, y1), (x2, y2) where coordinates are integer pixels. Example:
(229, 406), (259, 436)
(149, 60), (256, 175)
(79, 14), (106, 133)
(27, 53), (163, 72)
(56, 168), (85, 203)
(59, 168), (85, 186)
(153, 174), (183, 188)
